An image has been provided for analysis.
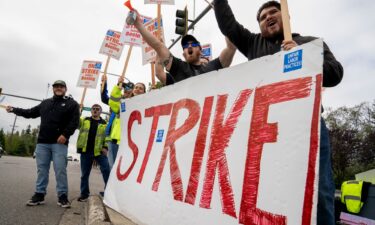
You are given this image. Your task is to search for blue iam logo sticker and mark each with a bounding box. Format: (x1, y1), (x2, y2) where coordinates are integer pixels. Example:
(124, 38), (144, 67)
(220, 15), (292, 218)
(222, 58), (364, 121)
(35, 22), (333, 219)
(284, 49), (303, 73)
(121, 102), (126, 112)
(106, 30), (115, 36)
(156, 130), (164, 142)
(95, 63), (102, 69)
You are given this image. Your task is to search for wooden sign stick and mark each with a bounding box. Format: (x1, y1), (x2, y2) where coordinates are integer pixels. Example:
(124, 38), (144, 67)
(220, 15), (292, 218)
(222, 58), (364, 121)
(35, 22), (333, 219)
(80, 87), (87, 112)
(150, 3), (162, 88)
(280, 0), (292, 41)
(101, 55), (111, 93)
(119, 45), (133, 87)
(0, 104), (6, 109)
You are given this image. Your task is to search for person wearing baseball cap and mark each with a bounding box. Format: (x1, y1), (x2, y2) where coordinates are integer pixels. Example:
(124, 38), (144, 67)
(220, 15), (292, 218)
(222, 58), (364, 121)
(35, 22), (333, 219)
(6, 79), (80, 208)
(131, 8), (236, 86)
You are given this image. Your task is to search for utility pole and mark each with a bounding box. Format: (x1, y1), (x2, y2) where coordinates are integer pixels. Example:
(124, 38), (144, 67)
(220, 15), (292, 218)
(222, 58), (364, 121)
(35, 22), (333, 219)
(9, 115), (18, 149)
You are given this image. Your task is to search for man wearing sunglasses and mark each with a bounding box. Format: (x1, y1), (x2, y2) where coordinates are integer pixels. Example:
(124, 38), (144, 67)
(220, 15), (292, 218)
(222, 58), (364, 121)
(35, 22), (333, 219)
(133, 10), (236, 85)
(212, 1), (343, 224)
(76, 104), (110, 202)
(6, 80), (80, 208)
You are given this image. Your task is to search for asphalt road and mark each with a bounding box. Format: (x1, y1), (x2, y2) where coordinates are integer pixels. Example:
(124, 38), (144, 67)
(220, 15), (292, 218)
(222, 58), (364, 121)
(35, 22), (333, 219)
(0, 156), (105, 225)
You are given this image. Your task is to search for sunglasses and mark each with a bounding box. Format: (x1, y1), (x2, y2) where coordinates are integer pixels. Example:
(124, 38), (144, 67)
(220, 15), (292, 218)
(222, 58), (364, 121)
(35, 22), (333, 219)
(92, 108), (101, 111)
(182, 42), (200, 49)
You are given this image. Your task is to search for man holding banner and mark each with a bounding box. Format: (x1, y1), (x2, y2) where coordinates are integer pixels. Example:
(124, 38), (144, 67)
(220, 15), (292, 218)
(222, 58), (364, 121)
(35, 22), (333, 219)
(6, 80), (80, 208)
(213, 1), (343, 224)
(132, 11), (237, 85)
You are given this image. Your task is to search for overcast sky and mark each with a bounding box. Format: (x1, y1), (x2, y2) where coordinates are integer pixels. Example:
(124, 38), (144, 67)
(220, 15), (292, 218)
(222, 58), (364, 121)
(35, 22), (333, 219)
(1, 0), (374, 154)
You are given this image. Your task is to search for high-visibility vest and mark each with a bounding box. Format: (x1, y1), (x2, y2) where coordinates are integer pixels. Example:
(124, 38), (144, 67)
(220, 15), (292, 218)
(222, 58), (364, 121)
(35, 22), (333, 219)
(341, 180), (364, 213)
(108, 85), (122, 142)
(77, 117), (108, 157)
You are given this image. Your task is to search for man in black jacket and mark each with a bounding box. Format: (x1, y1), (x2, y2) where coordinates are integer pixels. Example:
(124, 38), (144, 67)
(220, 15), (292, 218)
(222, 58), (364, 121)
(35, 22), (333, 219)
(213, 1), (343, 225)
(6, 80), (80, 208)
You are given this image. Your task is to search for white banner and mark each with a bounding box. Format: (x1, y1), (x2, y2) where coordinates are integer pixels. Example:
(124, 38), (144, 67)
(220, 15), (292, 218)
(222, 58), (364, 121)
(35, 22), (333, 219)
(76, 60), (102, 89)
(120, 15), (152, 47)
(99, 29), (124, 60)
(141, 17), (164, 65)
(144, 0), (175, 5)
(201, 43), (212, 60)
(104, 40), (324, 225)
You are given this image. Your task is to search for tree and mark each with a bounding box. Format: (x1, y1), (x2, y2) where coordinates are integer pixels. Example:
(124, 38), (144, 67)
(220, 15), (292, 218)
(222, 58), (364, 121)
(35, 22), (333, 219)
(0, 128), (5, 148)
(324, 100), (375, 188)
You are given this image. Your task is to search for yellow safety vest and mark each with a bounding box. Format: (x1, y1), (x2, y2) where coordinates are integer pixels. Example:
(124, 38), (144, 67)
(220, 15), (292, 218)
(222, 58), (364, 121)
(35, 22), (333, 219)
(341, 180), (364, 213)
(77, 117), (108, 156)
(108, 85), (122, 142)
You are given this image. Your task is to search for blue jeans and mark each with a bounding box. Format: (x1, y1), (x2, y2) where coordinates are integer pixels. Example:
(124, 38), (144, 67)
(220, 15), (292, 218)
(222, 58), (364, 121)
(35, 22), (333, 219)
(317, 119), (335, 225)
(80, 152), (110, 197)
(107, 141), (119, 169)
(35, 143), (68, 197)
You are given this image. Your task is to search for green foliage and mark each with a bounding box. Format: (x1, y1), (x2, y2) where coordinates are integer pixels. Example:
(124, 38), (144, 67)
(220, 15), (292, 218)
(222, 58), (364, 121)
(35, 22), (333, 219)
(0, 128), (5, 148)
(4, 125), (39, 157)
(324, 100), (375, 188)
(148, 81), (164, 92)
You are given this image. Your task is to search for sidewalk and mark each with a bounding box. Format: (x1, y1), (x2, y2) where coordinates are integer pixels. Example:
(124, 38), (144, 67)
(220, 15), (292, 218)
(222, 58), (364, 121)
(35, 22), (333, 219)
(58, 195), (136, 225)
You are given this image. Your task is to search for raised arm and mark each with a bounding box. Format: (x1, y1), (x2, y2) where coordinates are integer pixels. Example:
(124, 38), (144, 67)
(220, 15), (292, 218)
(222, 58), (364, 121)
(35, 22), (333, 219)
(155, 55), (167, 85)
(213, 0), (254, 56)
(134, 10), (173, 70)
(219, 37), (237, 68)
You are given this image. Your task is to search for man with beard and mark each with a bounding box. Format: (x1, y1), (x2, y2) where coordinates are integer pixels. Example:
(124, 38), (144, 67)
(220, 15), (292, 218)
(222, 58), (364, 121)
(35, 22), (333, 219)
(212, 1), (343, 224)
(6, 80), (80, 208)
(132, 10), (236, 85)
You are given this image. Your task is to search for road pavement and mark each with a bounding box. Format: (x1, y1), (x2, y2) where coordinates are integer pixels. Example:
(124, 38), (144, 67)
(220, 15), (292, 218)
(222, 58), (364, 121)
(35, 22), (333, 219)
(0, 155), (105, 225)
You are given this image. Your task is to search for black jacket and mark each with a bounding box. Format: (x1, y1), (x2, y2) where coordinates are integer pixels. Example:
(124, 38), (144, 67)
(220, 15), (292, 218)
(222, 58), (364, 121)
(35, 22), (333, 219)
(13, 95), (80, 145)
(214, 0), (343, 87)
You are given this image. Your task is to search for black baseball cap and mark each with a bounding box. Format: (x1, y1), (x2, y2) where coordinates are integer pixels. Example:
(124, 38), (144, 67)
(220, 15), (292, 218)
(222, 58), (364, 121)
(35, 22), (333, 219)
(181, 35), (200, 48)
(52, 80), (66, 87)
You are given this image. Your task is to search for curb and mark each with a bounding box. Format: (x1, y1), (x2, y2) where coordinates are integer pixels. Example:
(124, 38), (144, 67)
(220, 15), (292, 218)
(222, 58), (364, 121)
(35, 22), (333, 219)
(59, 195), (137, 225)
(86, 195), (111, 225)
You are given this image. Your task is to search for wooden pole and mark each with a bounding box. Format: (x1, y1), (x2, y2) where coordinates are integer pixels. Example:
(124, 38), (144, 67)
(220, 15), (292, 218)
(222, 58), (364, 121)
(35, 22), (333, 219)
(80, 87), (87, 112)
(101, 56), (111, 93)
(280, 0), (292, 41)
(119, 45), (133, 87)
(150, 3), (162, 88)
(0, 104), (6, 109)
(151, 63), (156, 88)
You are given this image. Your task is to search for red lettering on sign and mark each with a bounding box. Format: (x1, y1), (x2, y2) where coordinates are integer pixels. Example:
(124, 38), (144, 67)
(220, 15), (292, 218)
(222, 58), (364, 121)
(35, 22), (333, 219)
(117, 110), (142, 181)
(137, 104), (173, 183)
(152, 99), (200, 201)
(185, 96), (214, 205)
(302, 74), (322, 224)
(239, 77), (312, 225)
(200, 89), (252, 218)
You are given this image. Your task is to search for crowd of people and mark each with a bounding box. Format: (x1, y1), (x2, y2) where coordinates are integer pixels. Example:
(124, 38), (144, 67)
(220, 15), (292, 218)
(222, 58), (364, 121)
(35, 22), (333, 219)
(5, 1), (343, 224)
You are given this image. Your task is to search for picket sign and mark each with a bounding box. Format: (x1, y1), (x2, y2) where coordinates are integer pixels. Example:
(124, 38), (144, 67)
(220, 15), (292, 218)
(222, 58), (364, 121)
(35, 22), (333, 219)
(104, 39), (324, 225)
(99, 29), (124, 60)
(141, 17), (165, 65)
(120, 15), (152, 46)
(201, 44), (213, 60)
(77, 60), (102, 108)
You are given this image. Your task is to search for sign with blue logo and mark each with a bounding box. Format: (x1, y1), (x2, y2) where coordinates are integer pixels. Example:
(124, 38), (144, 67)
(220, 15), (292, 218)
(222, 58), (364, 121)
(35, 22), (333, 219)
(156, 130), (164, 142)
(121, 101), (126, 112)
(284, 49), (303, 73)
(95, 62), (102, 69)
(106, 30), (115, 36)
(201, 44), (212, 60)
